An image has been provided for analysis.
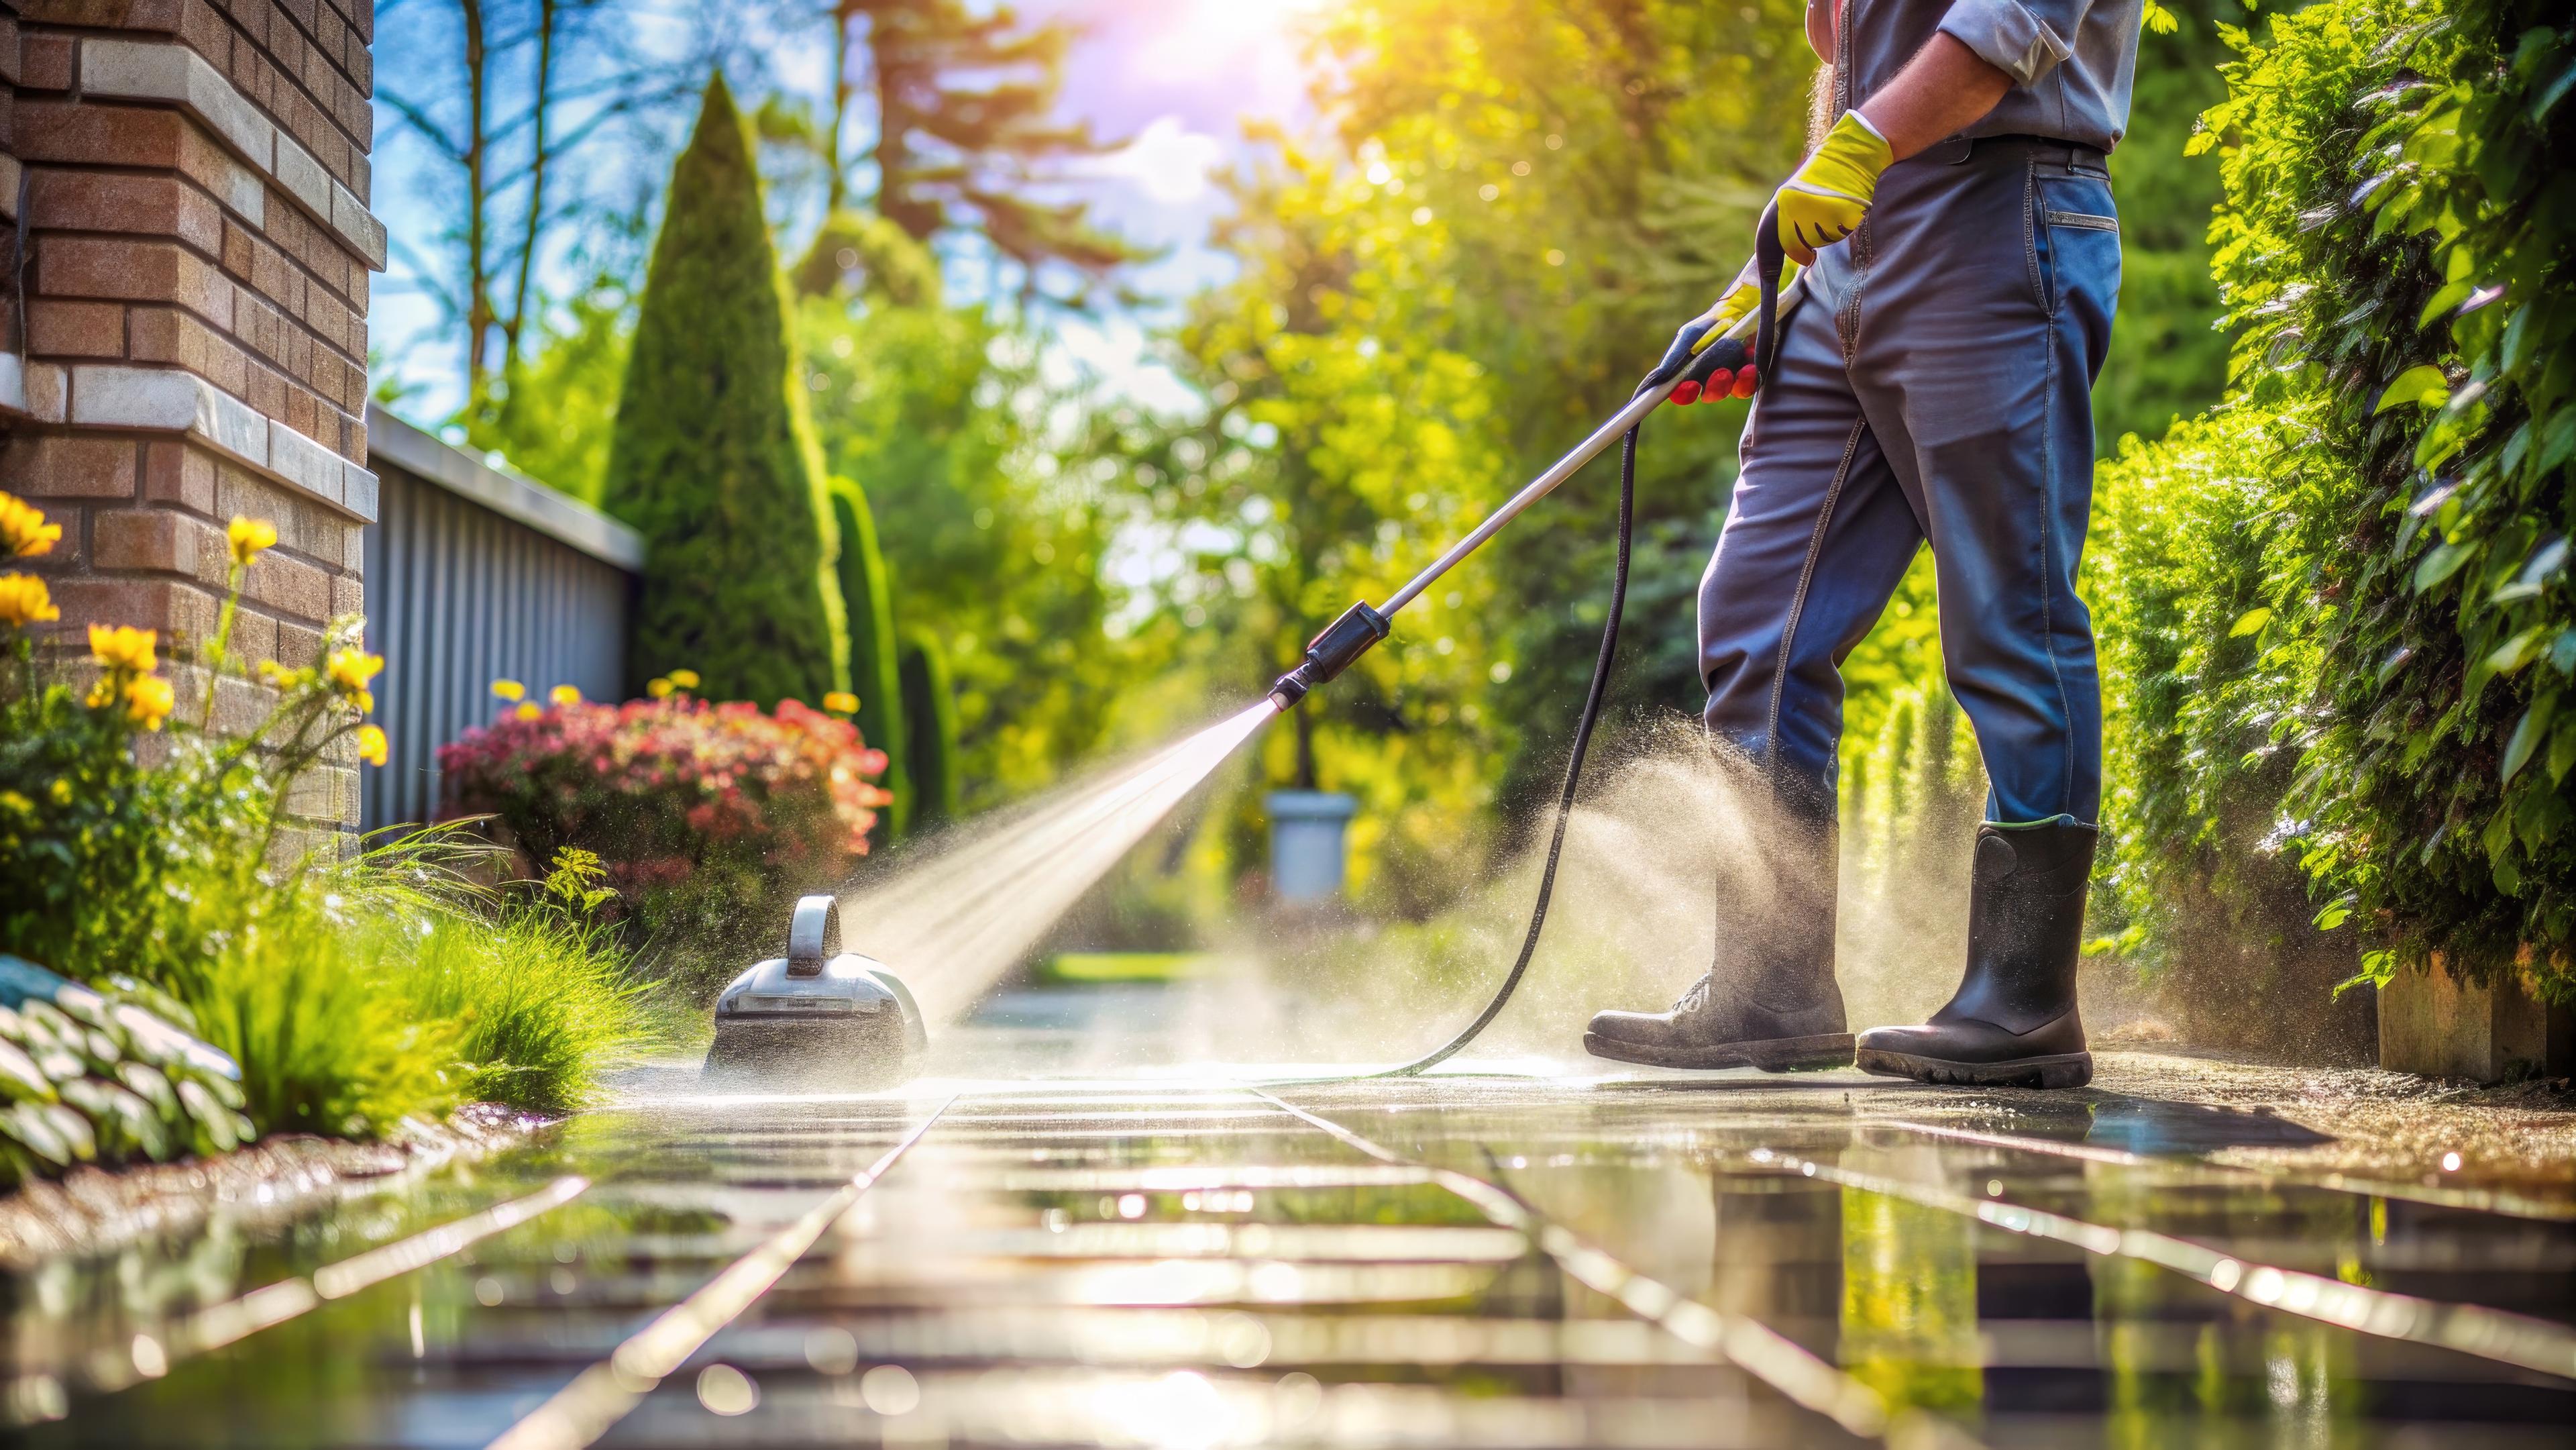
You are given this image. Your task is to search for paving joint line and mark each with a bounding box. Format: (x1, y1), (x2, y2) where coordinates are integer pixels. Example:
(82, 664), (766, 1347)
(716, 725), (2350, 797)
(486, 1095), (958, 1450)
(1750, 1145), (2576, 1382)
(1249, 1087), (1986, 1450)
(1878, 1117), (2576, 1222)
(1, 1174), (591, 1427)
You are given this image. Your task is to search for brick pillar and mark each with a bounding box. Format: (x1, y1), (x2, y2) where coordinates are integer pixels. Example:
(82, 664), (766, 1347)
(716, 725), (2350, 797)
(0, 0), (384, 834)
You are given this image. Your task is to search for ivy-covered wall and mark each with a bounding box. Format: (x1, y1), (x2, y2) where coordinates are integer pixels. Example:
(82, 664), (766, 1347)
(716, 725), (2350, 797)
(2093, 0), (2575, 1012)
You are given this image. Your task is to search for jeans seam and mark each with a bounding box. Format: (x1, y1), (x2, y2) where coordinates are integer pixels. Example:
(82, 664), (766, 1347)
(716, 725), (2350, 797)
(2037, 267), (2076, 817)
(1766, 417), (1868, 772)
(2023, 159), (2051, 315)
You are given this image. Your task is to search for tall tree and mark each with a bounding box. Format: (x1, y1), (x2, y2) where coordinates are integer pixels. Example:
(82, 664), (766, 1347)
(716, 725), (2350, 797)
(1098, 0), (1815, 907)
(378, 0), (690, 418)
(799, 291), (1122, 808)
(602, 75), (849, 707)
(799, 0), (1149, 305)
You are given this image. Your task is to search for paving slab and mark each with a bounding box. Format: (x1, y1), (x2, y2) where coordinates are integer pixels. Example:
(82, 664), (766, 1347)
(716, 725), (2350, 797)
(5, 1049), (2572, 1448)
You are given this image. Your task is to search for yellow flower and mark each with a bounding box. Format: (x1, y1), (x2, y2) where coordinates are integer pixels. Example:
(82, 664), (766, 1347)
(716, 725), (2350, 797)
(0, 494), (62, 558)
(491, 678), (526, 702)
(352, 689), (374, 716)
(646, 677), (675, 699)
(822, 691), (859, 715)
(549, 684), (581, 706)
(0, 573), (60, 627)
(48, 780), (72, 806)
(85, 676), (115, 709)
(667, 668), (700, 690)
(326, 648), (384, 695)
(0, 790), (31, 817)
(514, 702), (541, 721)
(356, 724), (388, 766)
(227, 516), (278, 567)
(125, 674), (175, 730)
(89, 625), (158, 674)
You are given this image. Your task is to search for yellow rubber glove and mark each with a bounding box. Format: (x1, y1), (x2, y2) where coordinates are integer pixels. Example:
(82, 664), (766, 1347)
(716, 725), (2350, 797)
(1775, 111), (1893, 264)
(1670, 258), (1802, 404)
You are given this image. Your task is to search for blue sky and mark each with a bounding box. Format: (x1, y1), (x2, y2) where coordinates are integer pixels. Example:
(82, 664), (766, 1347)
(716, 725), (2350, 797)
(369, 0), (1330, 429)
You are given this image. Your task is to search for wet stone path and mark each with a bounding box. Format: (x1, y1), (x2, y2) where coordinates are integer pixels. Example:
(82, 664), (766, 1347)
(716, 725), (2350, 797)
(8, 1060), (2575, 1448)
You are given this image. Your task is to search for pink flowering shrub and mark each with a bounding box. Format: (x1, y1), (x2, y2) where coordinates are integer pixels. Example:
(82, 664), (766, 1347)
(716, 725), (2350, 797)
(439, 694), (890, 993)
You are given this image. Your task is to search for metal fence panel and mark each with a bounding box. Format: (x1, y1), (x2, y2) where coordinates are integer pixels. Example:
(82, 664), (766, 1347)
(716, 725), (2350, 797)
(360, 458), (635, 833)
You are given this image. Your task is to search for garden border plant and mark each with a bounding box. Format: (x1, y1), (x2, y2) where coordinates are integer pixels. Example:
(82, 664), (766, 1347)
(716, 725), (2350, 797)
(439, 670), (893, 999)
(0, 490), (651, 1186)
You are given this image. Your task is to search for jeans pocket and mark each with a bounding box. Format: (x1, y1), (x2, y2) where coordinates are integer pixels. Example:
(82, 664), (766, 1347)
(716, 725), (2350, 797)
(2034, 174), (2121, 321)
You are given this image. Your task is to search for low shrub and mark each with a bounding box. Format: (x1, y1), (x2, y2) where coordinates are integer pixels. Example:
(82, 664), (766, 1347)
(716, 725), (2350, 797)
(437, 684), (891, 994)
(0, 971), (256, 1191)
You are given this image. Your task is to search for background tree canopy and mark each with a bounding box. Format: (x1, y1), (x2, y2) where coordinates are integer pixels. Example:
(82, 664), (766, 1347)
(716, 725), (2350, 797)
(439, 0), (2572, 1019)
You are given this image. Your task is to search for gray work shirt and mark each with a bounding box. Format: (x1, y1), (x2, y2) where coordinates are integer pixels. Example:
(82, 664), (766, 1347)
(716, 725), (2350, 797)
(1831, 0), (2142, 152)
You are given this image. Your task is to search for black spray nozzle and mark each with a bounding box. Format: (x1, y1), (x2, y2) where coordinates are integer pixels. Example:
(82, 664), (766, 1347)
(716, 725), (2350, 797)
(1267, 600), (1391, 711)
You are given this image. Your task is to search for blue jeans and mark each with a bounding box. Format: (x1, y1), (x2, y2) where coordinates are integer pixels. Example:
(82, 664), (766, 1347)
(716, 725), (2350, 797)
(1698, 136), (2121, 825)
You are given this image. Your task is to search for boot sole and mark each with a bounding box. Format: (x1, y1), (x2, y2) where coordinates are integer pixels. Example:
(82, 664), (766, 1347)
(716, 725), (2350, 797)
(1583, 1031), (1855, 1073)
(1855, 1046), (2092, 1090)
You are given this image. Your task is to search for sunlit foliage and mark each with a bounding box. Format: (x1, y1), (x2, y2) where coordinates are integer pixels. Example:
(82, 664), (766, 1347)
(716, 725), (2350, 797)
(2096, 0), (2576, 1003)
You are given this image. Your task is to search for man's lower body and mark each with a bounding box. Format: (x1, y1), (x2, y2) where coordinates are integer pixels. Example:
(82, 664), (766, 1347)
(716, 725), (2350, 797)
(1587, 136), (2121, 1088)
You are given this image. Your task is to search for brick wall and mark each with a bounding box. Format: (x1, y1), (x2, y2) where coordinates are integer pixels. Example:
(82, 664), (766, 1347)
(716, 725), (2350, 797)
(0, 0), (386, 834)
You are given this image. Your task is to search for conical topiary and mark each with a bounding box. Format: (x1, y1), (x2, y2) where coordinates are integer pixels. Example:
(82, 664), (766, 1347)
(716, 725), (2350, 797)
(898, 627), (961, 830)
(830, 478), (908, 838)
(602, 73), (848, 706)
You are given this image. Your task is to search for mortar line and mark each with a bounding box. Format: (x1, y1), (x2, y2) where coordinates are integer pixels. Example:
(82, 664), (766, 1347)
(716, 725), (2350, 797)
(1748, 1146), (2576, 1382)
(1, 1174), (591, 1427)
(1248, 1088), (1988, 1450)
(486, 1095), (958, 1450)
(1876, 1117), (2576, 1222)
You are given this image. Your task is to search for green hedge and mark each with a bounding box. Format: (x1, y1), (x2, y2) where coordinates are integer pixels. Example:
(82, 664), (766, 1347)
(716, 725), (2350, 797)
(831, 480), (909, 839)
(898, 628), (961, 831)
(2098, 0), (2575, 1005)
(601, 74), (849, 707)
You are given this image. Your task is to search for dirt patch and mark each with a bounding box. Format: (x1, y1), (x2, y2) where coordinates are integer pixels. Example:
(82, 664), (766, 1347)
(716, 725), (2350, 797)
(2092, 1049), (2576, 1193)
(0, 1104), (545, 1270)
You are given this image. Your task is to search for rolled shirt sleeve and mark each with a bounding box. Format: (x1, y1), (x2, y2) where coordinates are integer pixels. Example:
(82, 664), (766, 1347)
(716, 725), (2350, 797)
(1938, 0), (2082, 87)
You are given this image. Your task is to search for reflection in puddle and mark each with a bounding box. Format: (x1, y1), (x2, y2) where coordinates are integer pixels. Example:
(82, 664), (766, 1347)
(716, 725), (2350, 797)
(7, 1070), (2571, 1448)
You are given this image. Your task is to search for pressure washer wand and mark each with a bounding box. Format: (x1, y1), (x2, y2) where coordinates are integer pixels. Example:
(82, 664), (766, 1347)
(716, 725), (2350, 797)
(1254, 231), (1803, 1080)
(1265, 272), (1806, 713)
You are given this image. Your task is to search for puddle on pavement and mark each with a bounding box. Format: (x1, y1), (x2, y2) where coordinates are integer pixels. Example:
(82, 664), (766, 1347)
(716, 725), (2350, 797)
(7, 1068), (2571, 1447)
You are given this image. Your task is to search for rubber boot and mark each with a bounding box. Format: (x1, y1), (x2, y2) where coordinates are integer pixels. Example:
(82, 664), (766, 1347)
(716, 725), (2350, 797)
(1856, 819), (2097, 1089)
(1584, 813), (1852, 1072)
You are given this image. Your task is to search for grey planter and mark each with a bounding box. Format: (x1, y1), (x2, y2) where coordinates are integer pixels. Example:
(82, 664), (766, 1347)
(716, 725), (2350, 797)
(1266, 790), (1358, 903)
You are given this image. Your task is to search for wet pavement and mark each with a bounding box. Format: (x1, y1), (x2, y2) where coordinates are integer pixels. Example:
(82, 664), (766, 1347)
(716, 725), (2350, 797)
(6, 1053), (2573, 1449)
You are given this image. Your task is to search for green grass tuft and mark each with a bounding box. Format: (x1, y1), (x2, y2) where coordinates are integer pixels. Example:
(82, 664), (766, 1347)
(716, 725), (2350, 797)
(396, 904), (654, 1115)
(174, 828), (657, 1137)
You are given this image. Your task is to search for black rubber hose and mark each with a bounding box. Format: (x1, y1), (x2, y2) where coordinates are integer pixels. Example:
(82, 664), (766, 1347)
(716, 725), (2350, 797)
(1379, 395), (1641, 1077)
(1362, 211), (1787, 1078)
(1754, 199), (1786, 384)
